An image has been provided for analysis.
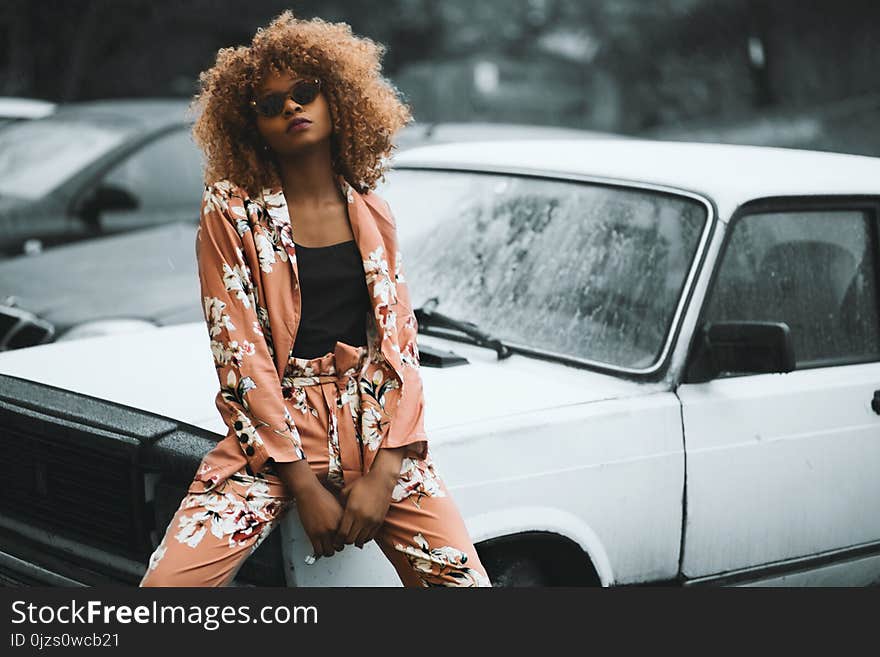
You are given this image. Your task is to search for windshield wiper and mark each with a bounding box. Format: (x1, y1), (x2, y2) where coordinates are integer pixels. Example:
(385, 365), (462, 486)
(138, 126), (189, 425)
(413, 296), (512, 360)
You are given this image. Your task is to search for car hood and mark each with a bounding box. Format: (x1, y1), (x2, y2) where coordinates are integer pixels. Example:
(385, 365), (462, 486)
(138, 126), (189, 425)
(0, 323), (665, 439)
(0, 195), (28, 213)
(0, 222), (202, 332)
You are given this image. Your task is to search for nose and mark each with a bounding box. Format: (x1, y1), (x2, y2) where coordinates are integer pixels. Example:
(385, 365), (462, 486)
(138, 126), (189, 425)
(282, 96), (303, 116)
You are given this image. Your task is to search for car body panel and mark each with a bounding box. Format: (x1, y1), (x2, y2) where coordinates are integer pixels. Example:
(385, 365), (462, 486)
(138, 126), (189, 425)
(678, 361), (880, 577)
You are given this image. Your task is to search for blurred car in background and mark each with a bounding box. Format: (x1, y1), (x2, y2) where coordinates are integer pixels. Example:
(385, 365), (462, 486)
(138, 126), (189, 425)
(0, 113), (615, 349)
(394, 121), (623, 150)
(0, 106), (612, 259)
(0, 108), (614, 259)
(0, 98), (203, 257)
(0, 97), (56, 130)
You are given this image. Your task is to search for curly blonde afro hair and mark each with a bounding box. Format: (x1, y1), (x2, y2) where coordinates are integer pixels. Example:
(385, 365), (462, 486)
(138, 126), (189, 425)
(188, 10), (414, 197)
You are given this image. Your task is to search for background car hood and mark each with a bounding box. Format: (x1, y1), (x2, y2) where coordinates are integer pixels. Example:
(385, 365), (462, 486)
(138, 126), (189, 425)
(0, 195), (27, 213)
(0, 322), (665, 440)
(0, 222), (202, 333)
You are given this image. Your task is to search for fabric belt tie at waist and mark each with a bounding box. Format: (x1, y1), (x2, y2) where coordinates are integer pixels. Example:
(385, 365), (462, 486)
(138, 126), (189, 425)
(285, 342), (368, 485)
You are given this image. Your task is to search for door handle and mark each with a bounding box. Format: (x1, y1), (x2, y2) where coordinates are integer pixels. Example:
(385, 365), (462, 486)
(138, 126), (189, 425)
(872, 390), (880, 415)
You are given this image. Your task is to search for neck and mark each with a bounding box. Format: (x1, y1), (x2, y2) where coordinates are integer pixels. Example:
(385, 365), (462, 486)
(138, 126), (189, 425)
(275, 142), (343, 207)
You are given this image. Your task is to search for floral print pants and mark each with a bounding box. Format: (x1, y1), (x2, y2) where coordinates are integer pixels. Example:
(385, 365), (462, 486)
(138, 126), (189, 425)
(139, 343), (491, 588)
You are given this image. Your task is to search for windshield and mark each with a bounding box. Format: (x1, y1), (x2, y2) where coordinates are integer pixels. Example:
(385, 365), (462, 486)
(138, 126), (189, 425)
(0, 119), (131, 200)
(377, 169), (708, 370)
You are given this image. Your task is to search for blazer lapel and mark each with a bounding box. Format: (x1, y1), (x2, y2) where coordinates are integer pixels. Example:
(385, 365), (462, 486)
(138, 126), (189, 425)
(346, 181), (405, 386)
(258, 175), (404, 386)
(258, 185), (300, 378)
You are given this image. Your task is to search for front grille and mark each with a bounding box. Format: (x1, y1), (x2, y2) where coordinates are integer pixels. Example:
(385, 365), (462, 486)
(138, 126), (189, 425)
(0, 410), (148, 555)
(6, 436), (138, 550)
(0, 375), (179, 560)
(0, 374), (289, 586)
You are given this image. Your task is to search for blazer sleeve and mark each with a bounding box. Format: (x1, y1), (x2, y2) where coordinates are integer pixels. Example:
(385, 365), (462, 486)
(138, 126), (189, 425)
(380, 199), (429, 461)
(196, 182), (305, 473)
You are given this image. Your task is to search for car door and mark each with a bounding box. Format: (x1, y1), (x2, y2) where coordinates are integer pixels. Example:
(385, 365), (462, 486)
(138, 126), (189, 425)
(90, 128), (205, 235)
(676, 199), (880, 584)
(0, 118), (129, 254)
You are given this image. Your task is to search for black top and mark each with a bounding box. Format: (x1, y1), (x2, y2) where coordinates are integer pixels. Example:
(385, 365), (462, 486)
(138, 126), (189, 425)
(290, 239), (371, 359)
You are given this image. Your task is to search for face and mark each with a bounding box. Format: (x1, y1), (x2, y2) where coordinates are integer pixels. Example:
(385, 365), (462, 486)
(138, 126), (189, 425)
(252, 70), (334, 158)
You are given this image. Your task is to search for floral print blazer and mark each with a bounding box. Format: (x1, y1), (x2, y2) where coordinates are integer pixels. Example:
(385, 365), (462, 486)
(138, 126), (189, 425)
(194, 174), (427, 490)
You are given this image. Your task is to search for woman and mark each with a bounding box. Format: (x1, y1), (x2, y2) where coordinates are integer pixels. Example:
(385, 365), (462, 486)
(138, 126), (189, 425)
(139, 11), (491, 587)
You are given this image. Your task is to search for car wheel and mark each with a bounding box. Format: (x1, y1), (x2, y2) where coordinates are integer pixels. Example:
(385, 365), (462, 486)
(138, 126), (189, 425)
(485, 553), (550, 587)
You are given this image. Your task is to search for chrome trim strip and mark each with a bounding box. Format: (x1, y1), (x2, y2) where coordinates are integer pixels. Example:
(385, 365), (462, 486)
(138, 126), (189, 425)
(0, 514), (256, 588)
(392, 163), (718, 378)
(0, 513), (146, 579)
(0, 549), (85, 587)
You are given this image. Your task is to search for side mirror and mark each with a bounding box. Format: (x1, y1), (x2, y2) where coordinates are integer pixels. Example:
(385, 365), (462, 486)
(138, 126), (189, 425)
(683, 320), (796, 384)
(76, 184), (140, 230)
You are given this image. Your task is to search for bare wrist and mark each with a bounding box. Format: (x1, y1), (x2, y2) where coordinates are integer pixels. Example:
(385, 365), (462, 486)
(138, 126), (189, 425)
(276, 459), (321, 497)
(369, 448), (404, 489)
(367, 466), (399, 491)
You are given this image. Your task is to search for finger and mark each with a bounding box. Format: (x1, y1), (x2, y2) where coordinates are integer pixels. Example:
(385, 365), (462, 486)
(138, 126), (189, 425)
(346, 519), (365, 546)
(354, 525), (373, 549)
(363, 524), (382, 545)
(364, 526), (379, 546)
(319, 535), (335, 558)
(332, 518), (346, 550)
(337, 510), (354, 545)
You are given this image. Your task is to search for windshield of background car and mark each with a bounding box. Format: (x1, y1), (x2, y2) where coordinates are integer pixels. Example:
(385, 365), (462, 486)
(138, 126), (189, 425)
(0, 119), (130, 200)
(377, 169), (708, 370)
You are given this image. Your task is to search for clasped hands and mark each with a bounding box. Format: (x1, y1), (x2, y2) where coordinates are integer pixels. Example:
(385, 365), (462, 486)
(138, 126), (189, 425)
(282, 447), (404, 560)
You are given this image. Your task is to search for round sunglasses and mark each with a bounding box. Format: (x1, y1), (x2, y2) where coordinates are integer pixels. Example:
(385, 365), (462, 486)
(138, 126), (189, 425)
(250, 78), (322, 118)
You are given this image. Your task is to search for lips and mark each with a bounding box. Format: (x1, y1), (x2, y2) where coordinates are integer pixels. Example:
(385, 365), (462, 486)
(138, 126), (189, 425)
(287, 118), (312, 132)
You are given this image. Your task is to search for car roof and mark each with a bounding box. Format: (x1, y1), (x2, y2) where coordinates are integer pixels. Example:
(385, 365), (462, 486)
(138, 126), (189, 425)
(392, 138), (880, 218)
(399, 121), (621, 140)
(50, 98), (192, 133)
(393, 121), (623, 151)
(0, 97), (57, 118)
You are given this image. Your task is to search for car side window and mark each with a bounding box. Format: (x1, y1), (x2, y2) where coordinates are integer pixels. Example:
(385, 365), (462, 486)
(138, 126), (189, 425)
(100, 129), (204, 208)
(703, 209), (880, 368)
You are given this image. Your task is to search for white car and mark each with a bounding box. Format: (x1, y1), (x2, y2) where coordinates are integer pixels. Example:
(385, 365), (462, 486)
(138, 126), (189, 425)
(0, 139), (878, 587)
(0, 97), (56, 129)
